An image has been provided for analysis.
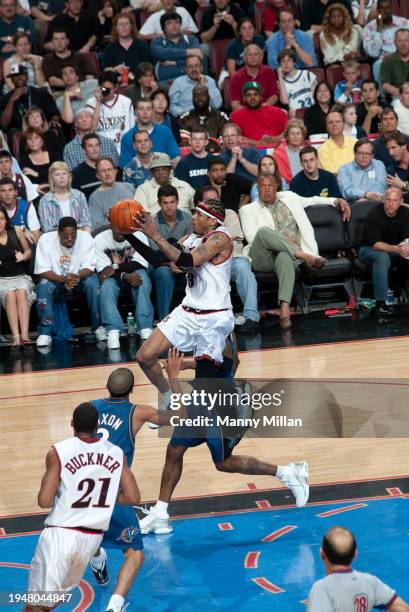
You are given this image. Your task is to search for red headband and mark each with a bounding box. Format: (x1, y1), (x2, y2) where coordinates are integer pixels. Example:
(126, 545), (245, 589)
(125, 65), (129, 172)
(195, 202), (225, 223)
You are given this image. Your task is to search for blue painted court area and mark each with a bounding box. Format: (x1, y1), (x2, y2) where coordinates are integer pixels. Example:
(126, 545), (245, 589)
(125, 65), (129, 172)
(1, 497), (408, 611)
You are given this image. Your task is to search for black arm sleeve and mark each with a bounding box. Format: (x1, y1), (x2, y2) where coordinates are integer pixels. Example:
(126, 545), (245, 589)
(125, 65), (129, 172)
(124, 234), (181, 266)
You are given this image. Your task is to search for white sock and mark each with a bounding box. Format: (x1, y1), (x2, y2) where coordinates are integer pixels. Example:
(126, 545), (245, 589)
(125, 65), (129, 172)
(276, 465), (289, 480)
(91, 547), (106, 569)
(107, 594), (124, 612)
(155, 500), (169, 517)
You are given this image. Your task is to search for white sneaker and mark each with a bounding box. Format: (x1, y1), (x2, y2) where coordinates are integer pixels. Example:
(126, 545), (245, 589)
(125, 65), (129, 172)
(279, 461), (309, 508)
(139, 506), (173, 535)
(36, 334), (52, 347)
(107, 330), (120, 349)
(234, 313), (245, 326)
(140, 327), (153, 340)
(95, 326), (107, 341)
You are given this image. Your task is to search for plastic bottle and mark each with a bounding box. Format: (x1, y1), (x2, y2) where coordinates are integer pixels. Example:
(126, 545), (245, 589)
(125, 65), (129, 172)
(127, 312), (136, 336)
(386, 289), (394, 305)
(121, 66), (129, 86)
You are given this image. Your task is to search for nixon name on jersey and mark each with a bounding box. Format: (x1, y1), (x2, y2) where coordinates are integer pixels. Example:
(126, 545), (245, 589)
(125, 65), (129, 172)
(64, 452), (122, 475)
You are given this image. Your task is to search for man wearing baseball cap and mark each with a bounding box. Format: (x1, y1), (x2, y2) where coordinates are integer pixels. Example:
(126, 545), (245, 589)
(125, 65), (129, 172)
(134, 152), (195, 214)
(230, 43), (279, 111)
(230, 81), (288, 147)
(0, 64), (60, 131)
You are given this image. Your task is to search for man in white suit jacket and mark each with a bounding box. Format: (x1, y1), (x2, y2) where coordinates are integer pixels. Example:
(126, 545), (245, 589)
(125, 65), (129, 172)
(239, 174), (350, 329)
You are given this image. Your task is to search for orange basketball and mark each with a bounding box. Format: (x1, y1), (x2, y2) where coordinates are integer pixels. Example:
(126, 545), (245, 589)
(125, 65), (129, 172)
(109, 199), (145, 234)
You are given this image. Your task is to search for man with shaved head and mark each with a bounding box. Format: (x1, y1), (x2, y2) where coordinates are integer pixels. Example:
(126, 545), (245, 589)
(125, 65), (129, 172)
(89, 364), (180, 612)
(308, 526), (408, 611)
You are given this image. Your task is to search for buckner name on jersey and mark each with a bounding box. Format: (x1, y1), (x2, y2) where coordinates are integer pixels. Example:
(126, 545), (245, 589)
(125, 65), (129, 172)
(64, 451), (122, 475)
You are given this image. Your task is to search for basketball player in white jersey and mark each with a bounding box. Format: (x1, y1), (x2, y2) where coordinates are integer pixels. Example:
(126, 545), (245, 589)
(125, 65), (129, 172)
(23, 402), (140, 612)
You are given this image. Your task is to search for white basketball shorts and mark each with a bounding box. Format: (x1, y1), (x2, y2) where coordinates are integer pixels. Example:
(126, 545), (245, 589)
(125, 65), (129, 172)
(157, 305), (234, 364)
(28, 527), (102, 595)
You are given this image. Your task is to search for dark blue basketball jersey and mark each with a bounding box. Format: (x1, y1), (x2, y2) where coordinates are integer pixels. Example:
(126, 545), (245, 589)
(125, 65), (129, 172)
(91, 398), (136, 467)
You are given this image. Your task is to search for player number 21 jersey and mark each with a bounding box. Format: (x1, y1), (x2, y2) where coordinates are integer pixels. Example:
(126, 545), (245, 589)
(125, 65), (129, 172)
(46, 436), (124, 531)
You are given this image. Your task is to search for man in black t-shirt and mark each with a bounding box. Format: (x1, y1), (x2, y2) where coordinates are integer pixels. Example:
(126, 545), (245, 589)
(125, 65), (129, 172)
(72, 133), (102, 200)
(358, 187), (409, 315)
(356, 80), (385, 136)
(290, 145), (344, 199)
(207, 155), (251, 212)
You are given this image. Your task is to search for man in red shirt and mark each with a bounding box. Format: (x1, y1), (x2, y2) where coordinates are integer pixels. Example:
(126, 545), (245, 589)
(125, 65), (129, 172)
(230, 44), (279, 111)
(230, 82), (288, 147)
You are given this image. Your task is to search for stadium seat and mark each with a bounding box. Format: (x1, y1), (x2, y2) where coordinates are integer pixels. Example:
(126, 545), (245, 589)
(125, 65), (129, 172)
(295, 108), (306, 121)
(313, 32), (324, 67)
(0, 56), (5, 85)
(209, 38), (232, 79)
(299, 205), (353, 312)
(195, 6), (207, 29)
(254, 2), (265, 34)
(222, 76), (232, 108)
(82, 52), (101, 77)
(310, 67), (325, 83)
(139, 9), (151, 27)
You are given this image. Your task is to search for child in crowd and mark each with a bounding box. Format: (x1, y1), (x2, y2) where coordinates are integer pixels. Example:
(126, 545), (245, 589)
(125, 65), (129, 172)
(334, 60), (362, 104)
(277, 48), (317, 117)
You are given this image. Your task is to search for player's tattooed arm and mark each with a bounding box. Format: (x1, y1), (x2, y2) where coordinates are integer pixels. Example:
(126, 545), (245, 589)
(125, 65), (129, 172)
(191, 232), (230, 265)
(37, 447), (61, 508)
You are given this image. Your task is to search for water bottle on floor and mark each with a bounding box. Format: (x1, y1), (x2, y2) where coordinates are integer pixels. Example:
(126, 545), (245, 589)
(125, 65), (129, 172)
(386, 289), (394, 305)
(127, 312), (136, 336)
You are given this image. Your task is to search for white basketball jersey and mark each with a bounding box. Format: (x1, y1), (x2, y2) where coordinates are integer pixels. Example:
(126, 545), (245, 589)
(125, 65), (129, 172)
(182, 227), (233, 310)
(86, 94), (134, 152)
(46, 436), (124, 531)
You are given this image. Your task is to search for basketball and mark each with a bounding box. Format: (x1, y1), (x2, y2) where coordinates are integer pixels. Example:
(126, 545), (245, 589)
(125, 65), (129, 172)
(109, 199), (145, 234)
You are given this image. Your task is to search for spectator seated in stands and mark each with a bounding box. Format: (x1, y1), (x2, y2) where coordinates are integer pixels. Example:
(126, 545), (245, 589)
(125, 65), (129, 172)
(0, 149), (39, 202)
(101, 11), (152, 79)
(0, 202), (35, 349)
(226, 17), (265, 77)
(352, 0), (378, 26)
(38, 161), (91, 233)
(20, 129), (59, 199)
(3, 32), (45, 93)
(342, 103), (366, 139)
(42, 28), (97, 93)
(384, 132), (409, 187)
(319, 3), (361, 66)
(380, 28), (409, 101)
(262, 0), (289, 38)
(23, 106), (65, 159)
(334, 60), (362, 104)
(57, 64), (98, 125)
(96, 224), (153, 347)
(363, 0), (409, 86)
(0, 176), (41, 244)
(179, 84), (228, 147)
(392, 82), (409, 137)
(34, 216), (102, 348)
(122, 130), (154, 188)
(175, 127), (212, 190)
(338, 138), (387, 203)
(304, 81), (335, 138)
(196, 184), (260, 334)
(0, 0), (37, 58)
(230, 81), (288, 148)
(219, 121), (260, 182)
(151, 89), (179, 141)
(139, 0), (198, 41)
(239, 174), (349, 330)
(119, 98), (180, 169)
(290, 145), (343, 199)
(123, 62), (158, 106)
(300, 0), (353, 34)
(151, 11), (202, 83)
(358, 187), (409, 316)
(250, 154), (287, 201)
(207, 155), (252, 212)
(63, 107), (119, 171)
(44, 0), (97, 53)
(277, 49), (317, 119)
(230, 43), (278, 111)
(134, 152), (194, 214)
(318, 110), (357, 174)
(86, 70), (135, 155)
(0, 64), (60, 133)
(356, 79), (385, 135)
(71, 133), (103, 200)
(169, 55), (222, 118)
(373, 107), (409, 171)
(274, 118), (307, 185)
(89, 157), (134, 231)
(94, 0), (120, 51)
(199, 0), (245, 45)
(267, 7), (317, 70)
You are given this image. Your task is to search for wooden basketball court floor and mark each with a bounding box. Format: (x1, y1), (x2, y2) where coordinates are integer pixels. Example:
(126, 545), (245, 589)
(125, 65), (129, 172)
(1, 334), (409, 518)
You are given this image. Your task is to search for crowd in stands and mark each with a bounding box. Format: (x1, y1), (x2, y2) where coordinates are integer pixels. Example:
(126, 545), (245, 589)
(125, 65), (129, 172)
(2, 0), (409, 349)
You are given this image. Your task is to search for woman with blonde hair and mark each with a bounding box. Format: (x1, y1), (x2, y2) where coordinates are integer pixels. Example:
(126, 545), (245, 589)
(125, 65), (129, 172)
(274, 119), (308, 184)
(319, 3), (361, 65)
(3, 33), (45, 94)
(101, 11), (152, 80)
(38, 162), (91, 233)
(0, 203), (35, 349)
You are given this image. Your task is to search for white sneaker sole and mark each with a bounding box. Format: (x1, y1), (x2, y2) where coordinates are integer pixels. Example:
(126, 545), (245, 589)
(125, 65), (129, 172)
(288, 461), (309, 507)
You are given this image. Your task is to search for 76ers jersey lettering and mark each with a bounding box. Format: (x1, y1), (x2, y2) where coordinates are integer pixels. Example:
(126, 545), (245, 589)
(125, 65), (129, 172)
(46, 436), (124, 531)
(182, 227), (233, 310)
